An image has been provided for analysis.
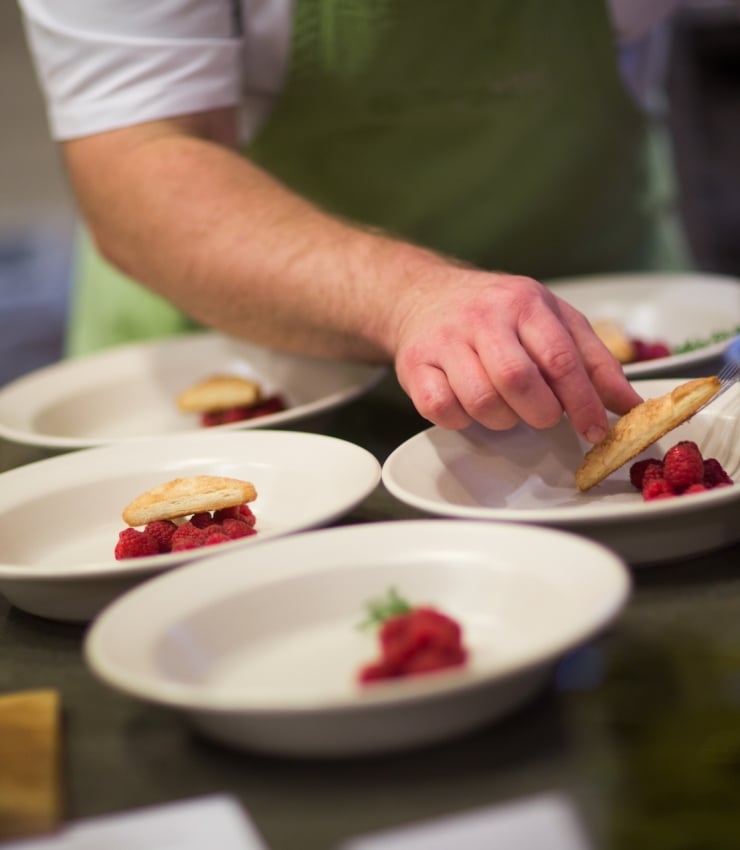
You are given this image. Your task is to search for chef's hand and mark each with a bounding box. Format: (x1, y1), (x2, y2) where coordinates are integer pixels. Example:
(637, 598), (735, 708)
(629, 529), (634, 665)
(392, 270), (642, 443)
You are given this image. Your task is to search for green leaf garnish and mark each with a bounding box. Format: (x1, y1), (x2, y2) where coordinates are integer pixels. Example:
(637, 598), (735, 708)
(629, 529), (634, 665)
(673, 326), (740, 355)
(357, 587), (413, 630)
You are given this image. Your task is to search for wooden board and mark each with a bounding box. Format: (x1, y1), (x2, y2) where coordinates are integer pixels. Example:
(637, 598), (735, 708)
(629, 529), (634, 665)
(0, 689), (62, 839)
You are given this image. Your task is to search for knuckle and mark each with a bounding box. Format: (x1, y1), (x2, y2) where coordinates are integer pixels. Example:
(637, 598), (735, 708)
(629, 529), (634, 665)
(540, 347), (580, 380)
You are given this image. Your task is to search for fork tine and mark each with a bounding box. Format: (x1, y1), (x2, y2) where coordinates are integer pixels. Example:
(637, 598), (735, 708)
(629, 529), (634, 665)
(719, 360), (740, 384)
(717, 360), (737, 385)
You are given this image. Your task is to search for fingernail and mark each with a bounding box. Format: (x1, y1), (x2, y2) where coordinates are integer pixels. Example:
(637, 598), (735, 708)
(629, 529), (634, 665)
(585, 425), (606, 444)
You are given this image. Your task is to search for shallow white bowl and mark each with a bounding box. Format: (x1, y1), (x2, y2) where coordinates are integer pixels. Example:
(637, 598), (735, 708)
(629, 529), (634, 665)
(545, 272), (740, 378)
(382, 380), (740, 566)
(84, 520), (630, 758)
(0, 430), (380, 622)
(0, 332), (386, 449)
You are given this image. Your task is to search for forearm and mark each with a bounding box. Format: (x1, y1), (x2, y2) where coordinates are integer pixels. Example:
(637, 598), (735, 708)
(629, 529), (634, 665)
(63, 112), (448, 362)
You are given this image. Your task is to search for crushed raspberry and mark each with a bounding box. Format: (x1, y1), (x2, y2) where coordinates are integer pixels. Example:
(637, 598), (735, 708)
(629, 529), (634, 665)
(642, 478), (675, 501)
(662, 441), (704, 491)
(144, 520), (178, 553)
(703, 458), (734, 488)
(630, 458), (663, 490)
(114, 528), (160, 560)
(359, 604), (468, 684)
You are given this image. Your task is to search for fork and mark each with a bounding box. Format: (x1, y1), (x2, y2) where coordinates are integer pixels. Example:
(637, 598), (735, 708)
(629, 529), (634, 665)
(700, 350), (740, 412)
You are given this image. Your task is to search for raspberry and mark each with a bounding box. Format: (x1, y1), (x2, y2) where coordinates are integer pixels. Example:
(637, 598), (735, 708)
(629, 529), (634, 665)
(202, 528), (231, 547)
(201, 411), (224, 427)
(212, 506), (240, 522)
(703, 458), (733, 488)
(642, 478), (675, 501)
(630, 458), (663, 490)
(662, 441), (704, 491)
(171, 521), (206, 551)
(221, 517), (257, 539)
(684, 483), (708, 495)
(222, 407), (250, 423)
(144, 520), (177, 553)
(115, 527), (160, 560)
(242, 395), (287, 419)
(190, 511), (214, 529)
(237, 504), (257, 527)
(360, 607), (468, 682)
(632, 340), (671, 362)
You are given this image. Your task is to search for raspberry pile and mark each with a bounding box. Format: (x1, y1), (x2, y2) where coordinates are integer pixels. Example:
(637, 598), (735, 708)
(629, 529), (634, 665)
(201, 395), (286, 427)
(630, 338), (671, 362)
(358, 589), (468, 683)
(114, 503), (257, 560)
(629, 440), (733, 502)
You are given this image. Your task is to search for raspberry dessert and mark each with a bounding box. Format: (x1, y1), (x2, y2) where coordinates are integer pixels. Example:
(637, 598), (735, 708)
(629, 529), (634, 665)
(115, 475), (259, 560)
(115, 506), (257, 559)
(357, 588), (468, 684)
(629, 440), (733, 502)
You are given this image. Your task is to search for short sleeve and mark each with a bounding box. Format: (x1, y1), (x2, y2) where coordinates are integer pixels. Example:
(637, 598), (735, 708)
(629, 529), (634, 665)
(17, 0), (244, 140)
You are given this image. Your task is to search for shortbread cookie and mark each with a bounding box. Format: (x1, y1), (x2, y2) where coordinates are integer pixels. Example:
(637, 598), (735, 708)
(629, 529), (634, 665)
(123, 475), (257, 526)
(177, 375), (262, 413)
(575, 375), (721, 492)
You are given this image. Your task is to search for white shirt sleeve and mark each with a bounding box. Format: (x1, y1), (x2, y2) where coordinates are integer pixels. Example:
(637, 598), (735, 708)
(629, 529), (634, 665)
(18, 0), (244, 140)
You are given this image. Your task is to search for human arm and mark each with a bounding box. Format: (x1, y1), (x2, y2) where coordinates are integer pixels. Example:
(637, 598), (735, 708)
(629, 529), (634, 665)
(63, 109), (641, 443)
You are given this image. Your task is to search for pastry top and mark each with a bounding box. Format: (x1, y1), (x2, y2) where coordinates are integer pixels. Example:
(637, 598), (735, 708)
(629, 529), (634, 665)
(592, 319), (636, 364)
(575, 375), (721, 492)
(176, 374), (262, 413)
(123, 475), (257, 526)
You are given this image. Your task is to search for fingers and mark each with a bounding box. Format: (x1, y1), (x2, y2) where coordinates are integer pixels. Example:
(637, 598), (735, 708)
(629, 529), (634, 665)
(397, 362), (471, 430)
(394, 272), (642, 441)
(557, 300), (644, 415)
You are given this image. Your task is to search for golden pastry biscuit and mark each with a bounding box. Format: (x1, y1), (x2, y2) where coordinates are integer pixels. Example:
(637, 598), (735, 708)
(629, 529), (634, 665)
(176, 375), (262, 413)
(592, 319), (636, 364)
(123, 475), (257, 526)
(575, 376), (721, 492)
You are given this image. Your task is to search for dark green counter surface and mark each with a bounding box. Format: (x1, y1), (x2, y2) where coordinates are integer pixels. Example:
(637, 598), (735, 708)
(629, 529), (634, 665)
(2, 372), (739, 850)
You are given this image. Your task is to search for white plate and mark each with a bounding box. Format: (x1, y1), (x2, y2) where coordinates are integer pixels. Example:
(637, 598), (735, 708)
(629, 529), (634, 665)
(382, 380), (740, 566)
(0, 332), (386, 449)
(0, 430), (380, 622)
(545, 272), (740, 377)
(84, 520), (630, 758)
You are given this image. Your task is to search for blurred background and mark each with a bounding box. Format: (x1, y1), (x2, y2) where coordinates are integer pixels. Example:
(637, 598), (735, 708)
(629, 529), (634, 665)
(1, 2), (739, 387)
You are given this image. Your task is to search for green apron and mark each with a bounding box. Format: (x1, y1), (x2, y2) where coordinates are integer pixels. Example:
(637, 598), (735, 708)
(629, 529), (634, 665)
(67, 0), (689, 356)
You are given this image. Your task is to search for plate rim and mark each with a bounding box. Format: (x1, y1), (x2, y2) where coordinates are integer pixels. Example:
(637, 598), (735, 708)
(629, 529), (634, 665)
(83, 519), (631, 716)
(381, 378), (739, 527)
(0, 428), (382, 582)
(0, 331), (387, 449)
(544, 271), (740, 378)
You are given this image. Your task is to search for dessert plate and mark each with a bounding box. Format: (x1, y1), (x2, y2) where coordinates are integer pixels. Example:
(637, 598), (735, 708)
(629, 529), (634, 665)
(382, 379), (740, 566)
(0, 332), (386, 449)
(0, 429), (381, 622)
(84, 520), (630, 758)
(545, 272), (740, 378)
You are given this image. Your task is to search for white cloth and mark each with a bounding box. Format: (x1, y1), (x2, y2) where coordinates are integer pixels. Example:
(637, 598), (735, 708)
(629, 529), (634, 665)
(18, 0), (705, 142)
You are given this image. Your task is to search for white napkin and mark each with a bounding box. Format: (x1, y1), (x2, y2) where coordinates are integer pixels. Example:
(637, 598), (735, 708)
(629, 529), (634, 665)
(338, 792), (594, 850)
(0, 794), (268, 850)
